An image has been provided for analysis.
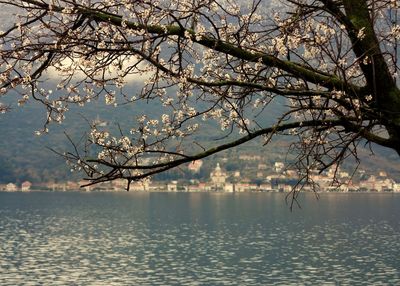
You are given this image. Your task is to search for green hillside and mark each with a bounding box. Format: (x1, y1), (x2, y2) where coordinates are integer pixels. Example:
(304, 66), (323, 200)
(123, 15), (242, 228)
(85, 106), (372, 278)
(1, 89), (399, 184)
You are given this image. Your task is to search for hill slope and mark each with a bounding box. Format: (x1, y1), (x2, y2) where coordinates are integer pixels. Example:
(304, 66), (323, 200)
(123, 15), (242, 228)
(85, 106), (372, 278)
(1, 90), (399, 183)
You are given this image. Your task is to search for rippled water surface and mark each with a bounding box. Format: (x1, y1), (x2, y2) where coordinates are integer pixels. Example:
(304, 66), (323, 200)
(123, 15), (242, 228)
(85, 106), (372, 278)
(0, 192), (399, 285)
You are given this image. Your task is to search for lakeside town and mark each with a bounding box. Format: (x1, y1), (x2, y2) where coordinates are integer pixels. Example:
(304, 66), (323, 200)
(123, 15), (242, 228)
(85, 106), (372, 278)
(1, 160), (400, 193)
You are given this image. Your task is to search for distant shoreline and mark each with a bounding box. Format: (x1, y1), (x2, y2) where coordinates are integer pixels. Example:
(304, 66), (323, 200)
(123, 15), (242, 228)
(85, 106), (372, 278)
(1, 189), (400, 194)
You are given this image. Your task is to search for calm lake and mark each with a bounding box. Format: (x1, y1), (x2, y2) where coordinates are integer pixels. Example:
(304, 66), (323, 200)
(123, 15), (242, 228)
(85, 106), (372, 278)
(0, 191), (399, 285)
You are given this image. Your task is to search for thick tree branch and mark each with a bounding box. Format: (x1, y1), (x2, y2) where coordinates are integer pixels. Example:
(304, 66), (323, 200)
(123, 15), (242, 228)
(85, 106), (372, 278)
(18, 0), (363, 95)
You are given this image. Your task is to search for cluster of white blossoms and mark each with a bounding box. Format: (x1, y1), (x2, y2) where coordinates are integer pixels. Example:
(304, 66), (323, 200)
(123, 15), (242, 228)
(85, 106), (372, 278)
(1, 0), (399, 183)
(391, 24), (400, 40)
(90, 128), (110, 146)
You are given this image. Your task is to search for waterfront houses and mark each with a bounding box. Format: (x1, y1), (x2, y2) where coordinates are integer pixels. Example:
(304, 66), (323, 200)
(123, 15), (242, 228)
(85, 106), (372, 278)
(0, 181), (33, 192)
(1, 161), (400, 193)
(5, 183), (17, 192)
(165, 162), (400, 193)
(21, 181), (32, 192)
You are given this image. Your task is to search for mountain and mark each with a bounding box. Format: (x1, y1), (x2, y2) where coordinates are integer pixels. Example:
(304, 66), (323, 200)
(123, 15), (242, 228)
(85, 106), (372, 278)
(1, 89), (399, 184)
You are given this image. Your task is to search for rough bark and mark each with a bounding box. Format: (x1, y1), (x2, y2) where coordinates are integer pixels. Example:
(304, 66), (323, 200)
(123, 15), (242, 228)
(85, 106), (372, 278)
(342, 0), (400, 154)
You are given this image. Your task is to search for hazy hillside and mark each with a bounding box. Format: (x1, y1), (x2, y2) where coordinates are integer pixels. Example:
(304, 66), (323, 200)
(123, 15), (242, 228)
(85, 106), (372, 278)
(1, 88), (399, 183)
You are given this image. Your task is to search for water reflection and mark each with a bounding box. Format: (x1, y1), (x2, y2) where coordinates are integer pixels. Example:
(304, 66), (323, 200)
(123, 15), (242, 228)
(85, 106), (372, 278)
(0, 192), (399, 285)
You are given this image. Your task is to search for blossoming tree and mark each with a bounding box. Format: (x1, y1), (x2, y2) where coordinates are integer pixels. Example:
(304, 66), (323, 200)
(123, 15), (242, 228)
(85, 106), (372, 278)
(1, 0), (400, 191)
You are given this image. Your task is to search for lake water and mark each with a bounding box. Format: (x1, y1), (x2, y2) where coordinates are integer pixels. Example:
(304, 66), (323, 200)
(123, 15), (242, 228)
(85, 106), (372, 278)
(0, 192), (399, 285)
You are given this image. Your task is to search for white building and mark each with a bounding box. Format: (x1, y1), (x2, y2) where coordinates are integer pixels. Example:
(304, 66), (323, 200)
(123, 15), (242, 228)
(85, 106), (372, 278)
(223, 183), (234, 193)
(274, 162), (285, 173)
(5, 183), (17, 192)
(210, 163), (228, 189)
(188, 160), (203, 173)
(260, 182), (272, 191)
(167, 181), (178, 192)
(21, 181), (32, 192)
